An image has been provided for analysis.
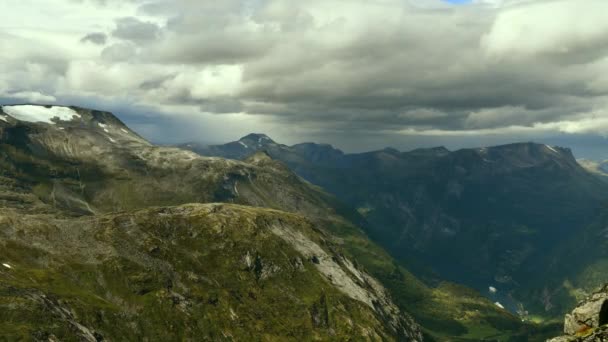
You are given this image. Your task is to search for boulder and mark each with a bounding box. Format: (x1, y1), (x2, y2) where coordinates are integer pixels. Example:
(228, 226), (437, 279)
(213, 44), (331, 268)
(547, 284), (608, 341)
(564, 284), (608, 335)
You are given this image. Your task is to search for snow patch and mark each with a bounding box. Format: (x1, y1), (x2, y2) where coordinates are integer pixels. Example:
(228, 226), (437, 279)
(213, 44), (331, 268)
(0, 115), (8, 123)
(238, 141), (248, 148)
(495, 302), (504, 309)
(2, 105), (80, 124)
(257, 136), (271, 145)
(98, 123), (110, 133)
(545, 144), (559, 154)
(108, 137), (117, 143)
(2, 263), (12, 269)
(120, 128), (129, 134)
(489, 286), (497, 294)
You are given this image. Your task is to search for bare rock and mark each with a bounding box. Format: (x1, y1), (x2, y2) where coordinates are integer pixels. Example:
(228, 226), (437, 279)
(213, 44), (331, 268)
(564, 284), (608, 335)
(548, 284), (608, 341)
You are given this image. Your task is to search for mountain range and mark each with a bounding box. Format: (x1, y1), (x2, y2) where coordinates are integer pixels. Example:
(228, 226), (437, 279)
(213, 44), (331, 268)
(0, 104), (559, 341)
(181, 133), (608, 321)
(2, 104), (601, 341)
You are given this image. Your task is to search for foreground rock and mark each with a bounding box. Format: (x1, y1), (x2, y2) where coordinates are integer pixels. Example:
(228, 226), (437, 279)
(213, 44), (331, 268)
(548, 284), (608, 341)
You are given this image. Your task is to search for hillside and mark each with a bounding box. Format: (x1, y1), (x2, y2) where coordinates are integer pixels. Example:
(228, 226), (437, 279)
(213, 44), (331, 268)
(1, 204), (421, 340)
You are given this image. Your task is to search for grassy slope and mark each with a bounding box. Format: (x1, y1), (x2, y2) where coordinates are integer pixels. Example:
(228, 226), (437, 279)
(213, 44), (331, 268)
(0, 204), (401, 341)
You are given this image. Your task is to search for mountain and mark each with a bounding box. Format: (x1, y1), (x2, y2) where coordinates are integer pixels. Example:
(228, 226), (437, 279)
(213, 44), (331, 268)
(0, 105), (558, 341)
(183, 133), (282, 160)
(523, 203), (608, 318)
(183, 135), (608, 320)
(0, 105), (425, 341)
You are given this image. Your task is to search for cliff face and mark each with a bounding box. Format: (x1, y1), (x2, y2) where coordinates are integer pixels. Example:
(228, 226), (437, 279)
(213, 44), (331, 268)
(548, 284), (608, 341)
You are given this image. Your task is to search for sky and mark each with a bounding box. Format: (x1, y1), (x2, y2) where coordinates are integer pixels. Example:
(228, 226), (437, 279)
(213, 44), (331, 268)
(2, 0), (608, 158)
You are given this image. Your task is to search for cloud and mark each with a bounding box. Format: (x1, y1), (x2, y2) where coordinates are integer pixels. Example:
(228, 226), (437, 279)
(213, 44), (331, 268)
(112, 17), (160, 42)
(482, 0), (608, 63)
(2, 0), (608, 153)
(101, 42), (137, 61)
(2, 91), (57, 104)
(80, 32), (107, 45)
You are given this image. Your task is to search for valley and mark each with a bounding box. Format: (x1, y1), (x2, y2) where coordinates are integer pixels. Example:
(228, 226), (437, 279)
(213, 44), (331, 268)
(183, 133), (608, 326)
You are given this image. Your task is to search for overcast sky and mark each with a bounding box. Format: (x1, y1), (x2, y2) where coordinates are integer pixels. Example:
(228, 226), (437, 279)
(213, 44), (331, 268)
(2, 0), (608, 157)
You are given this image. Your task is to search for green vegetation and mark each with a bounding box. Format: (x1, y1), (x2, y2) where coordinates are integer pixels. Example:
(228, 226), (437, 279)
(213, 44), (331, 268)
(0, 205), (404, 340)
(317, 218), (560, 341)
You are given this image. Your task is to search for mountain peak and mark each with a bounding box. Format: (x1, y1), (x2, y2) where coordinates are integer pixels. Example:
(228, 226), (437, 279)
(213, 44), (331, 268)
(408, 146), (450, 157)
(1, 104), (82, 125)
(239, 133), (275, 144)
(0, 104), (148, 147)
(382, 147), (401, 154)
(479, 142), (574, 160)
(454, 142), (578, 172)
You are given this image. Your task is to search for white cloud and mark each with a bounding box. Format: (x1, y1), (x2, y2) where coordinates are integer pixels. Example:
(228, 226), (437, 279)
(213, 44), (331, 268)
(1, 0), (608, 148)
(483, 0), (608, 61)
(465, 106), (530, 129)
(8, 91), (57, 103)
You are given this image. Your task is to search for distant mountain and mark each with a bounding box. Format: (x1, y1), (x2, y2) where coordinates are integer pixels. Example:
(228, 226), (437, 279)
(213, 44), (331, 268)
(183, 135), (608, 319)
(183, 133), (281, 160)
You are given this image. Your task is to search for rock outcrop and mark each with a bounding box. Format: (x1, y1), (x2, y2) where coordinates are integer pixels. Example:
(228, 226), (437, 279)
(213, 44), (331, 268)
(548, 284), (608, 341)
